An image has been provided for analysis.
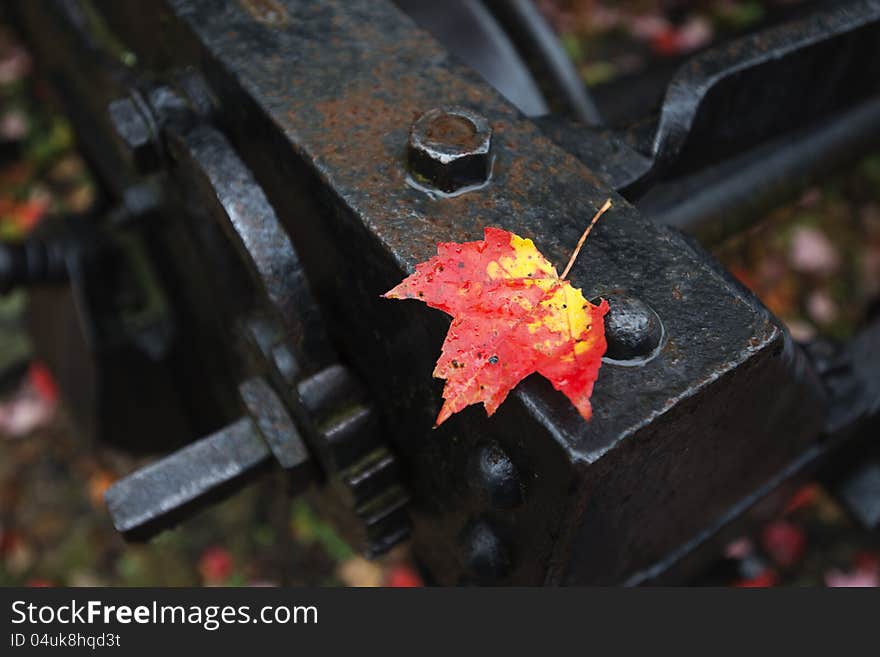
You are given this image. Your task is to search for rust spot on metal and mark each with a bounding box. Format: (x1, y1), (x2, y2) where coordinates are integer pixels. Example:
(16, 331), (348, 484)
(239, 0), (288, 26)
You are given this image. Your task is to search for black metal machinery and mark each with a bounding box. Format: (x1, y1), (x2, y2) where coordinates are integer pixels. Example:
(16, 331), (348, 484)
(3, 0), (879, 585)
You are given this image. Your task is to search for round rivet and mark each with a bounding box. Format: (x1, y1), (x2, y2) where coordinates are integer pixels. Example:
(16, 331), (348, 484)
(462, 520), (510, 582)
(470, 444), (523, 509)
(595, 293), (663, 362)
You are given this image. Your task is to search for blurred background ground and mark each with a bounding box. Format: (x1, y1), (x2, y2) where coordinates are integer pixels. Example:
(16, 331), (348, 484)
(1, 2), (878, 586)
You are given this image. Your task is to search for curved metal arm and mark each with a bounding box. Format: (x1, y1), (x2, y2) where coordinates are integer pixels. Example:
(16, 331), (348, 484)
(165, 122), (334, 375)
(485, 0), (602, 125)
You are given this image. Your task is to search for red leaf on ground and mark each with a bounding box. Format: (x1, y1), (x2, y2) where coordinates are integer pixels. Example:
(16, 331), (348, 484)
(0, 529), (23, 557)
(386, 564), (423, 588)
(198, 547), (234, 584)
(852, 550), (880, 574)
(825, 567), (879, 588)
(733, 569), (778, 588)
(28, 362), (58, 403)
(784, 483), (819, 514)
(761, 520), (806, 568)
(650, 29), (681, 55)
(87, 470), (117, 509)
(25, 578), (55, 587)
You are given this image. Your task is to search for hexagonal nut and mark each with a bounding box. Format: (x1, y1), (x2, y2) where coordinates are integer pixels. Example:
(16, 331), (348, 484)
(407, 106), (492, 193)
(108, 95), (159, 174)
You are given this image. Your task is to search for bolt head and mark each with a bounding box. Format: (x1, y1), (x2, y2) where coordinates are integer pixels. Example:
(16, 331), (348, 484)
(470, 444), (523, 509)
(598, 293), (664, 362)
(407, 106), (492, 193)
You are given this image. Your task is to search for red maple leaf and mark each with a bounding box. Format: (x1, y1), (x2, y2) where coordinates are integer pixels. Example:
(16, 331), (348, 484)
(384, 200), (612, 426)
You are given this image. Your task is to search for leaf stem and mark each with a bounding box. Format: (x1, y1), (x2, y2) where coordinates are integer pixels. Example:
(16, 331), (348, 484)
(560, 198), (612, 280)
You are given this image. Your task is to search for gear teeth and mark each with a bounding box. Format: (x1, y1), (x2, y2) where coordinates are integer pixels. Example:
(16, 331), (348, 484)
(340, 448), (400, 507)
(298, 364), (411, 556)
(317, 404), (380, 471)
(357, 486), (412, 558)
(297, 363), (363, 419)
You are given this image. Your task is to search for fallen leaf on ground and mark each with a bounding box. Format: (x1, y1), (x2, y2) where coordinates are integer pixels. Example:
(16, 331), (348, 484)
(87, 470), (117, 509)
(784, 483), (820, 514)
(386, 564), (423, 587)
(723, 537), (754, 560)
(25, 578), (54, 588)
(198, 546), (234, 585)
(824, 567), (879, 588)
(789, 226), (840, 275)
(336, 556), (383, 587)
(0, 377), (57, 438)
(761, 520), (806, 569)
(806, 289), (838, 324)
(28, 362), (58, 403)
(733, 569), (778, 588)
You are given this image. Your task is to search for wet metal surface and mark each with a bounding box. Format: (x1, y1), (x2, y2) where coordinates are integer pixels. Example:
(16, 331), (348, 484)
(239, 376), (312, 491)
(167, 123), (333, 375)
(105, 417), (270, 538)
(15, 0), (838, 584)
(644, 0), (880, 185)
(137, 0), (825, 584)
